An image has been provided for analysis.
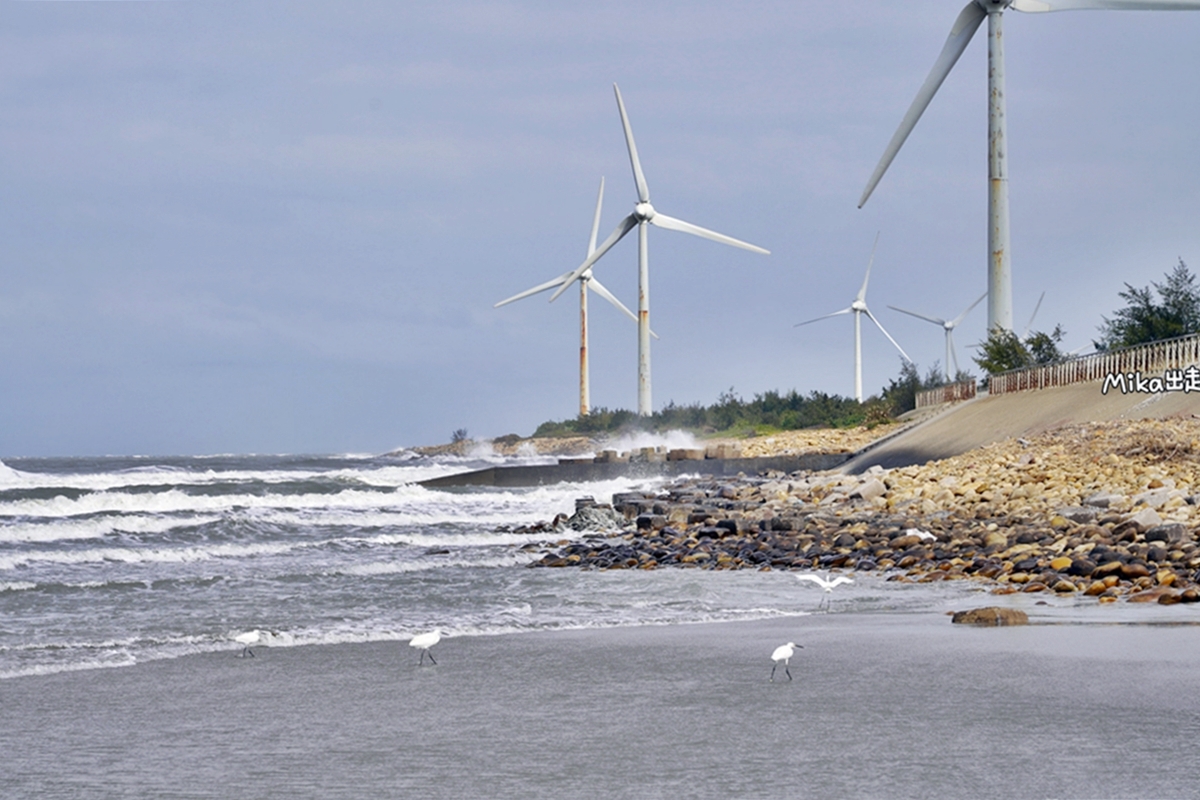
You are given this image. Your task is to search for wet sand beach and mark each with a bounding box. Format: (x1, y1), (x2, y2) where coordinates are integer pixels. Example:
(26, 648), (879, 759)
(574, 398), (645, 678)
(4, 610), (1200, 799)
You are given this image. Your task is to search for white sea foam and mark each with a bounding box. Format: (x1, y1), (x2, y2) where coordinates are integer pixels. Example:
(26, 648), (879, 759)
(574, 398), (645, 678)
(600, 429), (701, 453)
(0, 540), (305, 571)
(0, 457), (555, 494)
(0, 513), (220, 544)
(0, 475), (655, 530)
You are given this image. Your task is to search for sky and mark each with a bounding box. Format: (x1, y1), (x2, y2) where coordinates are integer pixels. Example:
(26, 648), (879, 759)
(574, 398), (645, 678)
(2, 0), (1199, 457)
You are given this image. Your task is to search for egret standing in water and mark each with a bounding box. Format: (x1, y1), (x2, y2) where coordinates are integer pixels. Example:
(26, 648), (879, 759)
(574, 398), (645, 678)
(234, 630), (262, 658)
(770, 642), (802, 682)
(794, 572), (854, 611)
(409, 629), (441, 665)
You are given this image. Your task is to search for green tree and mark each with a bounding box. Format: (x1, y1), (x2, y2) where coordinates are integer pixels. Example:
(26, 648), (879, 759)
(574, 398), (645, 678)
(974, 325), (1066, 375)
(879, 360), (944, 415)
(1095, 259), (1200, 350)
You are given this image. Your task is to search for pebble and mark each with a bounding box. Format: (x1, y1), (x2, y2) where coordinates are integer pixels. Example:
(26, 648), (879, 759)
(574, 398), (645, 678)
(524, 418), (1200, 605)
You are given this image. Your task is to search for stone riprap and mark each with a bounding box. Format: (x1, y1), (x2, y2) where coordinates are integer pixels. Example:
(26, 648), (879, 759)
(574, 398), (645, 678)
(526, 418), (1200, 605)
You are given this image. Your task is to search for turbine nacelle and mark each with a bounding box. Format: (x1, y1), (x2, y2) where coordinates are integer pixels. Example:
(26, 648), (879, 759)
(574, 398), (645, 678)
(851, 300), (868, 313)
(634, 201), (656, 222)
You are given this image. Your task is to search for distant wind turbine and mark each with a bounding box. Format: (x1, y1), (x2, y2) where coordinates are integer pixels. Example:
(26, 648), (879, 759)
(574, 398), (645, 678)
(495, 178), (653, 416)
(859, 0), (1200, 335)
(795, 234), (911, 402)
(1022, 291), (1046, 338)
(889, 292), (986, 381)
(550, 84), (770, 416)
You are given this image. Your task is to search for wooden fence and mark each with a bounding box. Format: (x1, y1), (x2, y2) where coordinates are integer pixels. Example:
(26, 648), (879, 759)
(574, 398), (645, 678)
(915, 379), (977, 409)
(987, 332), (1200, 396)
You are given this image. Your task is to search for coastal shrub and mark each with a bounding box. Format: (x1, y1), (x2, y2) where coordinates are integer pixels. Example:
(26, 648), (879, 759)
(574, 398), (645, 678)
(974, 325), (1066, 375)
(879, 361), (947, 414)
(1095, 259), (1200, 350)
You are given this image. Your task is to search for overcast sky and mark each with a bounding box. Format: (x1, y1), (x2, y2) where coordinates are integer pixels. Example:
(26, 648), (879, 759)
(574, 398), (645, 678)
(2, 0), (1199, 456)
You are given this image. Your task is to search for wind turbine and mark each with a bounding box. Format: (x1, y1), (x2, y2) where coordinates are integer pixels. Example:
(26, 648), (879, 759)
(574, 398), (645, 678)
(859, 0), (1200, 336)
(549, 84), (770, 416)
(795, 234), (911, 402)
(889, 292), (986, 382)
(495, 178), (653, 416)
(1022, 290), (1046, 338)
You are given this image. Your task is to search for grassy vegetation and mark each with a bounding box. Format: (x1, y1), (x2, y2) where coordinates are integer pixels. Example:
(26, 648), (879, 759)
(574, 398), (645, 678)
(529, 359), (963, 439)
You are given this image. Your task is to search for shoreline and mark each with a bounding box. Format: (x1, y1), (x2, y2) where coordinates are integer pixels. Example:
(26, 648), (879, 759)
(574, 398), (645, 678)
(5, 610), (1200, 798)
(529, 417), (1200, 605)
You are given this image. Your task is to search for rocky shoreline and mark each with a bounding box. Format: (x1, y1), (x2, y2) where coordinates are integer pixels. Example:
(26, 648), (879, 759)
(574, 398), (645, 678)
(523, 417), (1200, 605)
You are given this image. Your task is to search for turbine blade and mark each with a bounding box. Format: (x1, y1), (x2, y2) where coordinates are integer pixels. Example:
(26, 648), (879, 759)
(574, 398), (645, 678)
(649, 213), (770, 254)
(495, 272), (575, 307)
(1013, 0), (1200, 11)
(586, 276), (638, 324)
(865, 307), (912, 362)
(614, 84), (650, 204)
(588, 177), (604, 257)
(857, 232), (881, 302)
(888, 305), (946, 326)
(549, 213), (637, 303)
(950, 291), (988, 328)
(589, 277), (662, 339)
(1023, 291), (1046, 337)
(858, 1), (986, 208)
(795, 308), (852, 327)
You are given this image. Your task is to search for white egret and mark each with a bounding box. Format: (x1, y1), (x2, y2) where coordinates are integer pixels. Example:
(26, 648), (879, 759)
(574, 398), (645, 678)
(409, 629), (442, 665)
(794, 572), (855, 611)
(234, 630), (262, 658)
(770, 642), (803, 682)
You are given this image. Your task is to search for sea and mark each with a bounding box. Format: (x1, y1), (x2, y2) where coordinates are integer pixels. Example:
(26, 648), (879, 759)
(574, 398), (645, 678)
(6, 449), (1200, 798)
(0, 446), (903, 681)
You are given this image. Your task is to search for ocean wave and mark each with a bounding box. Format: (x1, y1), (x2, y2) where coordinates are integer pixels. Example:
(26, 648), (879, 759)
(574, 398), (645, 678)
(0, 475), (657, 530)
(0, 513), (221, 544)
(0, 457), (558, 494)
(0, 540), (304, 571)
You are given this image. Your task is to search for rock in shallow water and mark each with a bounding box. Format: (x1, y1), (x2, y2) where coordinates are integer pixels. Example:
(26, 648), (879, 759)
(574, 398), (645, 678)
(950, 607), (1029, 626)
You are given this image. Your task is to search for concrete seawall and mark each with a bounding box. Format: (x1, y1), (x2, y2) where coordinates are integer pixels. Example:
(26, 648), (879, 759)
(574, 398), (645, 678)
(418, 452), (850, 489)
(841, 379), (1200, 473)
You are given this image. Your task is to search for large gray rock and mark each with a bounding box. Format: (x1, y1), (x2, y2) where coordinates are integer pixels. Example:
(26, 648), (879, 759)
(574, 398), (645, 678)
(852, 478), (887, 501)
(1056, 506), (1098, 525)
(1121, 507), (1164, 533)
(1144, 523), (1187, 544)
(567, 505), (628, 532)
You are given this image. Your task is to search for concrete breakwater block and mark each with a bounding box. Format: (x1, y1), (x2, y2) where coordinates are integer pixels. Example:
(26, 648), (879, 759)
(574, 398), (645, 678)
(705, 443), (742, 460)
(951, 607), (1029, 626)
(667, 448), (706, 461)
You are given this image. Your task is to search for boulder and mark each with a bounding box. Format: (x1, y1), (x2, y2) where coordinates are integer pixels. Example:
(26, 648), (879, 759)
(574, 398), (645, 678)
(1117, 507), (1163, 534)
(1083, 491), (1122, 509)
(852, 478), (887, 501)
(1055, 506), (1098, 524)
(951, 607), (1029, 626)
(1144, 523), (1187, 544)
(982, 531), (1009, 549)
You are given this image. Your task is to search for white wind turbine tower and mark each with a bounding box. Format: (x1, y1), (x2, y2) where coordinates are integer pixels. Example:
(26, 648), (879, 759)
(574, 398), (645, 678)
(795, 234), (912, 402)
(549, 84), (770, 416)
(495, 178), (653, 416)
(859, 0), (1200, 336)
(889, 292), (986, 382)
